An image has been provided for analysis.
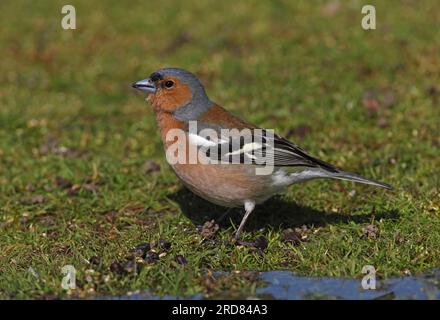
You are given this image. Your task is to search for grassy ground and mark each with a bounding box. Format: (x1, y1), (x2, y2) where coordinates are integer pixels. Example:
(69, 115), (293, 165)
(0, 0), (439, 299)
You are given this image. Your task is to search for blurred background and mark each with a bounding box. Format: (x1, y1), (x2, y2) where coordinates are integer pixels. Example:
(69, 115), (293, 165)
(0, 0), (439, 299)
(1, 1), (438, 174)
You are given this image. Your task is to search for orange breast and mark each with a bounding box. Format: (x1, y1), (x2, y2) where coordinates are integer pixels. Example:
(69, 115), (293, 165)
(154, 108), (272, 207)
(172, 161), (272, 207)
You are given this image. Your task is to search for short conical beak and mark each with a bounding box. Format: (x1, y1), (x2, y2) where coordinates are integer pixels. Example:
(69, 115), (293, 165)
(132, 78), (157, 93)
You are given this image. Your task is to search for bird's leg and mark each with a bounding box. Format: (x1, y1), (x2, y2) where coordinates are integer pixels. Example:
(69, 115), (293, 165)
(234, 200), (255, 240)
(216, 207), (232, 224)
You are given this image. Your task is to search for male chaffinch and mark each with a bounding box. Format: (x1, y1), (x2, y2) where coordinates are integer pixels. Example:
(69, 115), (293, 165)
(132, 67), (392, 240)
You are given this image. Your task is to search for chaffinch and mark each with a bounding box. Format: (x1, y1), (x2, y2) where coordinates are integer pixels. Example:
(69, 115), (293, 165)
(132, 67), (392, 240)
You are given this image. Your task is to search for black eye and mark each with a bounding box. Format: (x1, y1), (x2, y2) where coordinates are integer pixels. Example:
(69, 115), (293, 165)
(164, 80), (174, 88)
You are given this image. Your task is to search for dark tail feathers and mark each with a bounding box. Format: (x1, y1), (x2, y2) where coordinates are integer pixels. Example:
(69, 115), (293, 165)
(331, 171), (393, 190)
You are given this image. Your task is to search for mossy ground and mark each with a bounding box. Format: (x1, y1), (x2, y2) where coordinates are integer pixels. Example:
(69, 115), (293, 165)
(0, 1), (439, 299)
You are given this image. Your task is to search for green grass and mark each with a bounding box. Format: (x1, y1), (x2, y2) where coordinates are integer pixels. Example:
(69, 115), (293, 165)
(0, 0), (439, 299)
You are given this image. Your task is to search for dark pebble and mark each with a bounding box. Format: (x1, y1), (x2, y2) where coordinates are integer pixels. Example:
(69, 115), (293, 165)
(89, 256), (100, 265)
(175, 255), (187, 265)
(136, 242), (151, 251)
(128, 248), (144, 257)
(156, 239), (171, 251)
(135, 242), (151, 252)
(125, 254), (138, 260)
(144, 251), (159, 264)
(109, 261), (124, 275)
(122, 260), (138, 274)
(282, 230), (302, 245)
(55, 176), (73, 189)
(253, 236), (268, 251)
(129, 243), (151, 258)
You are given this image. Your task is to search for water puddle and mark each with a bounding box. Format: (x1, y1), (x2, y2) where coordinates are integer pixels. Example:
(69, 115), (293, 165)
(257, 270), (440, 299)
(104, 270), (440, 300)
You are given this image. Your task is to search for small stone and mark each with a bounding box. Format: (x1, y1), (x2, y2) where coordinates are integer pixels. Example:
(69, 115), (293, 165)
(135, 243), (151, 252)
(403, 269), (412, 276)
(363, 224), (379, 239)
(295, 225), (309, 234)
(348, 189), (357, 197)
(129, 243), (151, 258)
(55, 176), (73, 189)
(128, 248), (144, 257)
(395, 232), (405, 244)
(89, 256), (100, 265)
(27, 267), (39, 279)
(282, 229), (302, 245)
(144, 251), (159, 264)
(253, 236), (268, 251)
(295, 225), (310, 241)
(122, 260), (139, 274)
(156, 239), (171, 251)
(109, 261), (124, 275)
(200, 220), (219, 238)
(175, 255), (187, 265)
(85, 269), (94, 283)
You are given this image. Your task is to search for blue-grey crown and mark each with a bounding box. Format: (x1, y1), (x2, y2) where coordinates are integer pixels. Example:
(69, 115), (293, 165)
(152, 68), (213, 121)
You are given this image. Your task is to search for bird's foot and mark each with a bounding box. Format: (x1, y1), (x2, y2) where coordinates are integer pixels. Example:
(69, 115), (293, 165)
(232, 232), (253, 247)
(232, 234), (269, 251)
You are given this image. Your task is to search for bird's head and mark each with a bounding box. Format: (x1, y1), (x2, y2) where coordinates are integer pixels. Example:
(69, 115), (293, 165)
(132, 68), (212, 120)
